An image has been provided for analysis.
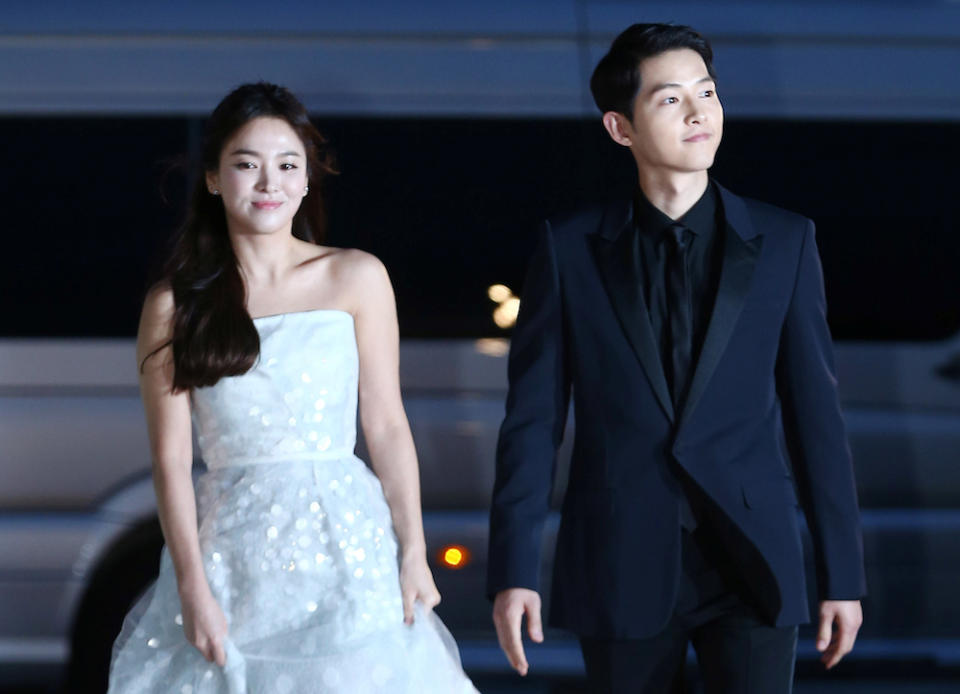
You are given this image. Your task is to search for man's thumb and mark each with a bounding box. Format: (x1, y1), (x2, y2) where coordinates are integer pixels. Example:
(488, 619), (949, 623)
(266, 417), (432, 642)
(816, 610), (833, 651)
(527, 604), (544, 643)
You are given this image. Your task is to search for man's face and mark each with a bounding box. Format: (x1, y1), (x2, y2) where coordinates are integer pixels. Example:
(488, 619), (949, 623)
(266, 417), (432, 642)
(623, 48), (723, 175)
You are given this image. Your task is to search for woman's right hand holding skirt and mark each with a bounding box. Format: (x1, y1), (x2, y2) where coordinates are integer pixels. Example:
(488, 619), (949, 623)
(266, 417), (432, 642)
(179, 578), (229, 667)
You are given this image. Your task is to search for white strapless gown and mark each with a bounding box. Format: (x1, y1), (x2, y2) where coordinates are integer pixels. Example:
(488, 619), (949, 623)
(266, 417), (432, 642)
(107, 310), (478, 693)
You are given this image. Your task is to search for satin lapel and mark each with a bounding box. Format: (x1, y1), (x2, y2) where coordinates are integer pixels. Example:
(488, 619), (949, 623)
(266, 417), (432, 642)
(678, 190), (763, 431)
(592, 201), (675, 422)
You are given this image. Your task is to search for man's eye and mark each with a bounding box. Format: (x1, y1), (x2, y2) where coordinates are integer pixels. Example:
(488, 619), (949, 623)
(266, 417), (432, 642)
(663, 96), (678, 105)
(701, 90), (715, 98)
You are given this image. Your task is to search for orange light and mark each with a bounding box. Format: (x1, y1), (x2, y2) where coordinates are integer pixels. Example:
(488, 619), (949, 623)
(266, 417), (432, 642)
(439, 545), (471, 569)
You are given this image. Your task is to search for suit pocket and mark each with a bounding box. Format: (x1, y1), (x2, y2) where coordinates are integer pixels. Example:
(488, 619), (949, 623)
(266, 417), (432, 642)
(741, 476), (799, 510)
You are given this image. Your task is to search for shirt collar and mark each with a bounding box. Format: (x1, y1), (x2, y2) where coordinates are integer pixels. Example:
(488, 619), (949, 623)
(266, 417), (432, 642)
(634, 181), (718, 239)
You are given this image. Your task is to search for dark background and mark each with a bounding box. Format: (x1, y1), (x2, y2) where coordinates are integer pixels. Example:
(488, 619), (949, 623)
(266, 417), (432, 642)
(4, 116), (958, 342)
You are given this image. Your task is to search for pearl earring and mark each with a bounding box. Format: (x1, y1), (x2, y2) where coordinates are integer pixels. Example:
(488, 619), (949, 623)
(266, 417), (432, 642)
(304, 185), (310, 195)
(211, 189), (220, 196)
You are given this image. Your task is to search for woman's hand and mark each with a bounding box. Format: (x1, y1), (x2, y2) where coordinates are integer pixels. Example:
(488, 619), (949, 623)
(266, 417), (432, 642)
(399, 550), (441, 625)
(179, 581), (229, 666)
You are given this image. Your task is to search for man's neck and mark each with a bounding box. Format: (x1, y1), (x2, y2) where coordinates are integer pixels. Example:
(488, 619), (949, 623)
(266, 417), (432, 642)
(636, 170), (709, 221)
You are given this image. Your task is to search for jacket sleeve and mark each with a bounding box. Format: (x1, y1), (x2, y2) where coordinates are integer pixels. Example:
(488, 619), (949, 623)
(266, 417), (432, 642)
(486, 220), (571, 599)
(776, 220), (867, 601)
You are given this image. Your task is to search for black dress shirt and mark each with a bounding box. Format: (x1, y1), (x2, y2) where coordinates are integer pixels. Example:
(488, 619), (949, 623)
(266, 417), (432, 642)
(634, 181), (725, 410)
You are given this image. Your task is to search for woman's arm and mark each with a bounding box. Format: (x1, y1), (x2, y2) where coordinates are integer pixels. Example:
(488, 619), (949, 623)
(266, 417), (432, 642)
(137, 287), (227, 665)
(348, 252), (439, 623)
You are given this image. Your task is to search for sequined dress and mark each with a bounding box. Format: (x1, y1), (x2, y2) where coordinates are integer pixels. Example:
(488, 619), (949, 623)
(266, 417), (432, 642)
(107, 310), (479, 693)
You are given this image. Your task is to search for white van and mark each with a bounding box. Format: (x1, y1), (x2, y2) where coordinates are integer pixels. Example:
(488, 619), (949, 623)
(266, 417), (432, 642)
(2, 2), (960, 690)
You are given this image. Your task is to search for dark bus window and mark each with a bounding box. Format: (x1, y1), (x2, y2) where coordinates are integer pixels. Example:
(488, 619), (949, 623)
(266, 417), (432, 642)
(1, 117), (189, 337)
(321, 118), (632, 338)
(712, 120), (960, 342)
(2, 117), (957, 341)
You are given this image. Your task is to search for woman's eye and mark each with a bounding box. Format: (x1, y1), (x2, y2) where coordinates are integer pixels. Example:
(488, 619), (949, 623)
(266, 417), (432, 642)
(280, 163), (298, 170)
(234, 161), (256, 170)
(663, 96), (678, 105)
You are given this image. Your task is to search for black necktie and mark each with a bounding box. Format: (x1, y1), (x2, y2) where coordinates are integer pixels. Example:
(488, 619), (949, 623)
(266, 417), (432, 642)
(665, 223), (693, 409)
(664, 223), (700, 530)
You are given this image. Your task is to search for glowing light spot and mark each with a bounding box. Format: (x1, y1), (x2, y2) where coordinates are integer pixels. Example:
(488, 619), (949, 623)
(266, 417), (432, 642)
(440, 545), (471, 569)
(487, 284), (512, 303)
(474, 337), (510, 357)
(493, 297), (521, 329)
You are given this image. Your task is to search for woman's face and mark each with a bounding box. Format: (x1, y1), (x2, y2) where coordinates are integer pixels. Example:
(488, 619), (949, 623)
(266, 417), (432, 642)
(206, 116), (309, 237)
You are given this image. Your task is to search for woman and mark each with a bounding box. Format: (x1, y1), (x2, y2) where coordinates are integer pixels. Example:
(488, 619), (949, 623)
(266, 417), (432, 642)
(107, 82), (478, 693)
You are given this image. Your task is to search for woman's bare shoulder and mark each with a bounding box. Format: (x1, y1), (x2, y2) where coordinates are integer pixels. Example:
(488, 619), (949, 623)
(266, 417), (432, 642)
(141, 282), (175, 325)
(304, 246), (384, 284)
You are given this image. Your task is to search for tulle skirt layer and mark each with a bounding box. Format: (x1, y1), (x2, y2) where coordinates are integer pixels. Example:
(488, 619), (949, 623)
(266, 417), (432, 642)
(107, 456), (478, 693)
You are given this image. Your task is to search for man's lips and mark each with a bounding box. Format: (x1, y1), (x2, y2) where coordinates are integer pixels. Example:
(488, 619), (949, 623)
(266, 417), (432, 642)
(683, 133), (712, 143)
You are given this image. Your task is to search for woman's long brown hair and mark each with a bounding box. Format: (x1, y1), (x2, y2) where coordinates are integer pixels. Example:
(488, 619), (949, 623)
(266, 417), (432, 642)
(144, 82), (336, 390)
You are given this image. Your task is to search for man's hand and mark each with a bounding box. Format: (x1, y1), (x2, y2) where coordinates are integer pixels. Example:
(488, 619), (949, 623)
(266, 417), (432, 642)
(816, 600), (863, 669)
(493, 588), (544, 676)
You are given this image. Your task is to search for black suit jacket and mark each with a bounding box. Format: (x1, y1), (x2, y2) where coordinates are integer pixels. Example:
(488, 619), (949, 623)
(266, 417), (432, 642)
(487, 182), (866, 638)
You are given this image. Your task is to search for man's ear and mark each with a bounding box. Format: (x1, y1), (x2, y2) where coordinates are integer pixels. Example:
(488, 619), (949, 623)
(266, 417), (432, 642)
(601, 111), (633, 148)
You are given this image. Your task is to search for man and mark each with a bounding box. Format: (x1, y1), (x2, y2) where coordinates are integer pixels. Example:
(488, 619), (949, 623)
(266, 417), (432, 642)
(487, 23), (866, 693)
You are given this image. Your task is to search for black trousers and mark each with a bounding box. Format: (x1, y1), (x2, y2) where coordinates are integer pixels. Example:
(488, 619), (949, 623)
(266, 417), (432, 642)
(579, 527), (798, 694)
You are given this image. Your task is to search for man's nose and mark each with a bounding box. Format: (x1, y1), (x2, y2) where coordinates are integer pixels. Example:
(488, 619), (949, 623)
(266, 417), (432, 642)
(686, 107), (704, 125)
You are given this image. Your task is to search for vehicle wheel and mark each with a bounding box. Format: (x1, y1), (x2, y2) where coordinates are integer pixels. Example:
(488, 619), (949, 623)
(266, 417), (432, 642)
(65, 518), (163, 694)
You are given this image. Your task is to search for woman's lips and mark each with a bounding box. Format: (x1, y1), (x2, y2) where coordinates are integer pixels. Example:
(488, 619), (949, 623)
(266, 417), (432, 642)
(252, 201), (282, 210)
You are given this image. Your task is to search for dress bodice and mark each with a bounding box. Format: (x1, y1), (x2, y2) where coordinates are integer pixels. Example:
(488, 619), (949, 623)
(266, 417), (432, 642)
(191, 310), (358, 468)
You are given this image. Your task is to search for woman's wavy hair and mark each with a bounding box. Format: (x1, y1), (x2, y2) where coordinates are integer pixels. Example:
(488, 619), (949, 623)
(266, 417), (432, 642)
(146, 82), (337, 390)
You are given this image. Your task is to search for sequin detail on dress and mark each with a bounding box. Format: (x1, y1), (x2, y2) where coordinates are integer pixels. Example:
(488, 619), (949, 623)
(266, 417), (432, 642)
(107, 310), (478, 693)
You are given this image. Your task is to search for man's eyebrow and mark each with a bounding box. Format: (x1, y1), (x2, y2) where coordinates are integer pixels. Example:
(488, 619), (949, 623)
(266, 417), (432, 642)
(647, 76), (715, 95)
(227, 149), (302, 157)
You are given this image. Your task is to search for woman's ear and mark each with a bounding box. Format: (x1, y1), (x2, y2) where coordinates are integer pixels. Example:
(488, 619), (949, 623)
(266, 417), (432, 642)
(205, 171), (220, 195)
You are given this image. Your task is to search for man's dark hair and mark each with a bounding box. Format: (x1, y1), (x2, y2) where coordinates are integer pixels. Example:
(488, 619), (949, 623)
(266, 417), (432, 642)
(590, 23), (716, 120)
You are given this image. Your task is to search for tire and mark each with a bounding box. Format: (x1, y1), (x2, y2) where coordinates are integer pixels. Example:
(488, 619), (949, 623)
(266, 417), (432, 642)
(65, 518), (163, 694)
